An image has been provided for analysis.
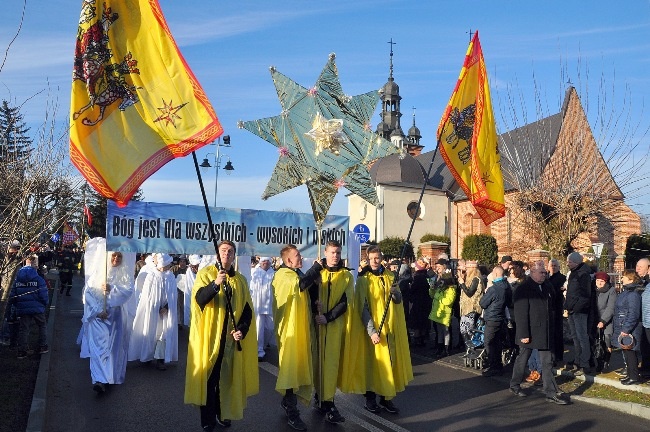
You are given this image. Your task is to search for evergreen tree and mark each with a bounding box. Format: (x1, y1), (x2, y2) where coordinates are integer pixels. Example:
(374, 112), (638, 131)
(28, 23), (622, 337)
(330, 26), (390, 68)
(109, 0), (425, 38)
(0, 100), (31, 166)
(85, 184), (144, 238)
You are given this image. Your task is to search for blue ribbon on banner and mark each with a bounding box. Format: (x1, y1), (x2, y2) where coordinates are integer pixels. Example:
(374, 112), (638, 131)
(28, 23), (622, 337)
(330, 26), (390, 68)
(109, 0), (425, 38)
(106, 201), (349, 258)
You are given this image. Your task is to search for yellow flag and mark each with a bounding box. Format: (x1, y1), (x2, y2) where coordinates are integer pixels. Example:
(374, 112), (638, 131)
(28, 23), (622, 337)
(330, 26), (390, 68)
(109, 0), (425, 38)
(70, 0), (222, 206)
(437, 31), (504, 225)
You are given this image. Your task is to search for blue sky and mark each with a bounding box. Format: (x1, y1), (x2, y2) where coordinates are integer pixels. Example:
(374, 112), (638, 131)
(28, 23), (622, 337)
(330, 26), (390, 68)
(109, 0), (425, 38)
(1, 0), (649, 219)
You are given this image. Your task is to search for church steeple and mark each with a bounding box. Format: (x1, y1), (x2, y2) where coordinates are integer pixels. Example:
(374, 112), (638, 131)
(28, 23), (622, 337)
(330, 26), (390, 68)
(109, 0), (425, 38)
(376, 39), (424, 156)
(377, 39), (403, 143)
(407, 108), (423, 155)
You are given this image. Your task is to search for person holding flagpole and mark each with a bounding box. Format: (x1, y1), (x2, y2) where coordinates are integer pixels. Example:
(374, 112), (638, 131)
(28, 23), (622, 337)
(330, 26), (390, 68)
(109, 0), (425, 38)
(185, 240), (258, 431)
(300, 240), (352, 424)
(342, 245), (413, 414)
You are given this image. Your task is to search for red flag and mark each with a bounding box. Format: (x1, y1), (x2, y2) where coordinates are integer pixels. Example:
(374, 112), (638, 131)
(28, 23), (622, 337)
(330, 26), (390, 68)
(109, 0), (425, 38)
(84, 205), (93, 226)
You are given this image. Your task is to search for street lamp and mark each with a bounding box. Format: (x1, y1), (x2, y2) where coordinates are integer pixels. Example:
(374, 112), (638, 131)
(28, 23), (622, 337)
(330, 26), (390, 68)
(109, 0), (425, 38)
(200, 135), (234, 207)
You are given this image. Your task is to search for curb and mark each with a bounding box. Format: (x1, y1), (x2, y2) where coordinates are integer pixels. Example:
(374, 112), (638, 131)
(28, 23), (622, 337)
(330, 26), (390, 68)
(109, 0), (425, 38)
(571, 395), (650, 418)
(25, 288), (57, 432)
(413, 351), (650, 420)
(557, 369), (650, 395)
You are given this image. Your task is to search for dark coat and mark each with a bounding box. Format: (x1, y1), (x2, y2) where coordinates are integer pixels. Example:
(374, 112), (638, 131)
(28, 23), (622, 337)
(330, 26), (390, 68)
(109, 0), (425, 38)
(479, 278), (510, 322)
(513, 276), (555, 350)
(611, 283), (642, 351)
(408, 270), (432, 331)
(10, 266), (48, 316)
(565, 263), (592, 314)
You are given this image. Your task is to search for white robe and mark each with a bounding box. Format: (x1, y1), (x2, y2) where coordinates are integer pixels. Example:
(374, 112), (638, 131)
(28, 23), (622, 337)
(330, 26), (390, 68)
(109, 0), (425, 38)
(180, 269), (197, 327)
(249, 266), (275, 315)
(81, 281), (133, 384)
(128, 268), (178, 363)
(79, 239), (135, 385)
(125, 257), (155, 329)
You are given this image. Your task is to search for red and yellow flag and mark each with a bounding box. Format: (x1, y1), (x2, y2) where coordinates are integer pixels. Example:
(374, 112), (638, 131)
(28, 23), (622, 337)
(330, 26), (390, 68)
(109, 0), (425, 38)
(437, 31), (505, 225)
(62, 222), (79, 245)
(70, 0), (222, 206)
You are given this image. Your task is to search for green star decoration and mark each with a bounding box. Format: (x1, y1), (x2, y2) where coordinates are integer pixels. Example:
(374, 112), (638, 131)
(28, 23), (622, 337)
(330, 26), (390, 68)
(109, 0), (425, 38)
(239, 53), (398, 224)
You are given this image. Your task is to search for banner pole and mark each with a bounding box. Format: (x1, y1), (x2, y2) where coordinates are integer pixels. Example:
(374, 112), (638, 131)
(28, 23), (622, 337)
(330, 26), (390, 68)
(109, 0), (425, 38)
(191, 150), (242, 351)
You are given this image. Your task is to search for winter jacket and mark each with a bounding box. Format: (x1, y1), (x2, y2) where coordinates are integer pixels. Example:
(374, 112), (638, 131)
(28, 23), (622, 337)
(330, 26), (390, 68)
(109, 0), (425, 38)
(641, 287), (650, 329)
(513, 277), (555, 350)
(10, 266), (48, 316)
(479, 278), (511, 322)
(596, 283), (617, 336)
(564, 262), (592, 314)
(612, 283), (642, 351)
(428, 284), (456, 327)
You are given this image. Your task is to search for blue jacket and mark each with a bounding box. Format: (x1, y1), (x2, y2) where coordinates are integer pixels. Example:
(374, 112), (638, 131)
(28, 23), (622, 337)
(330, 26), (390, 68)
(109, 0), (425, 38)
(641, 287), (650, 329)
(10, 266), (48, 316)
(612, 284), (642, 351)
(479, 278), (511, 322)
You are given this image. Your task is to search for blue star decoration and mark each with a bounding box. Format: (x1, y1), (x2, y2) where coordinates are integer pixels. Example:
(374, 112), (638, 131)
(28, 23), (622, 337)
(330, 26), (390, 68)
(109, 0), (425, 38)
(239, 53), (398, 224)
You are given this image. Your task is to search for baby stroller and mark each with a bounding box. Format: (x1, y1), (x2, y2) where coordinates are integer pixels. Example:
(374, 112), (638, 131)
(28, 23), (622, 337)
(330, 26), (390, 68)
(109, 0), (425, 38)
(463, 316), (487, 370)
(501, 318), (518, 367)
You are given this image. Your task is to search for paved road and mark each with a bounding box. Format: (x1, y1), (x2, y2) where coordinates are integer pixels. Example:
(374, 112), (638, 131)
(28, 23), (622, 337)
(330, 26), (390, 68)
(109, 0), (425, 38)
(43, 276), (650, 432)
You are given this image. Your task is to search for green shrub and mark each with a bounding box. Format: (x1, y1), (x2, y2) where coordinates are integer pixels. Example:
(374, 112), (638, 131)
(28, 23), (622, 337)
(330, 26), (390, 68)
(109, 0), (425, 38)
(461, 234), (498, 265)
(378, 236), (414, 260)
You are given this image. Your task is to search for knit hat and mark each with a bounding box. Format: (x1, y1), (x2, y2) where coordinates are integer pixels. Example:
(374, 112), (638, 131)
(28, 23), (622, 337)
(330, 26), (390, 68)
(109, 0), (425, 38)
(567, 252), (583, 264)
(389, 259), (401, 267)
(188, 254), (202, 266)
(594, 271), (609, 282)
(500, 255), (512, 264)
(435, 258), (448, 266)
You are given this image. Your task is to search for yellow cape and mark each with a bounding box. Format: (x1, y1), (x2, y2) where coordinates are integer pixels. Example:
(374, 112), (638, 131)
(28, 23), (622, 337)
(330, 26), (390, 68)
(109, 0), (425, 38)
(341, 269), (413, 398)
(314, 267), (353, 402)
(184, 265), (259, 420)
(272, 267), (314, 403)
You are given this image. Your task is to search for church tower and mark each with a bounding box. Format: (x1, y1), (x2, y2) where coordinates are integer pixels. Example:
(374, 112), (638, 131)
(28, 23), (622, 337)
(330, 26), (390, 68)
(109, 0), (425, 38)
(376, 39), (424, 156)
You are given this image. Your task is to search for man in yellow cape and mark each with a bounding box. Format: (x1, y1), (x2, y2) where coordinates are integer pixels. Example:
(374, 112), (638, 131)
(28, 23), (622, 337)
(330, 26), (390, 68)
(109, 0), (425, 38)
(184, 241), (259, 431)
(341, 246), (413, 414)
(272, 245), (314, 431)
(300, 240), (353, 424)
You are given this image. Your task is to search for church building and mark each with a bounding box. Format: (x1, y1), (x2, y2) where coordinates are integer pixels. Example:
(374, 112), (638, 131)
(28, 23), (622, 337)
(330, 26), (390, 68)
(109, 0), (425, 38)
(347, 45), (641, 268)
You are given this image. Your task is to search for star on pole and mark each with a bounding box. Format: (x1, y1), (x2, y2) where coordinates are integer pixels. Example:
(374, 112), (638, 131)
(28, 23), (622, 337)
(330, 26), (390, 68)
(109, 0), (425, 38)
(239, 53), (398, 224)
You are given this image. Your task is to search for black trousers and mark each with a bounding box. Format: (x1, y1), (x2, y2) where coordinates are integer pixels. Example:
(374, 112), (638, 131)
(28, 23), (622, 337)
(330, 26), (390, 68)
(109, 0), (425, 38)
(623, 349), (640, 380)
(484, 320), (504, 369)
(510, 347), (559, 397)
(200, 319), (227, 427)
(59, 272), (73, 293)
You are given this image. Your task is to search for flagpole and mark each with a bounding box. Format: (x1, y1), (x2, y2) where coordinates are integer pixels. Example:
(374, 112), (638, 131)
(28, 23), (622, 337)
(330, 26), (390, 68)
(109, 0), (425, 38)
(191, 150), (242, 351)
(81, 188), (86, 245)
(377, 137), (443, 335)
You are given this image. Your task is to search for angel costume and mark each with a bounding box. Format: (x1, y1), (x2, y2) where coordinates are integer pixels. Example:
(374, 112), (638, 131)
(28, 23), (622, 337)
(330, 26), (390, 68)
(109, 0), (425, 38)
(80, 238), (135, 393)
(128, 253), (178, 366)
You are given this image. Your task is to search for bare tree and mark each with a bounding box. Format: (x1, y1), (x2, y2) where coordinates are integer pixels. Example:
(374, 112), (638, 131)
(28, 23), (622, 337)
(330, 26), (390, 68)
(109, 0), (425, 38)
(0, 94), (83, 322)
(495, 66), (650, 266)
